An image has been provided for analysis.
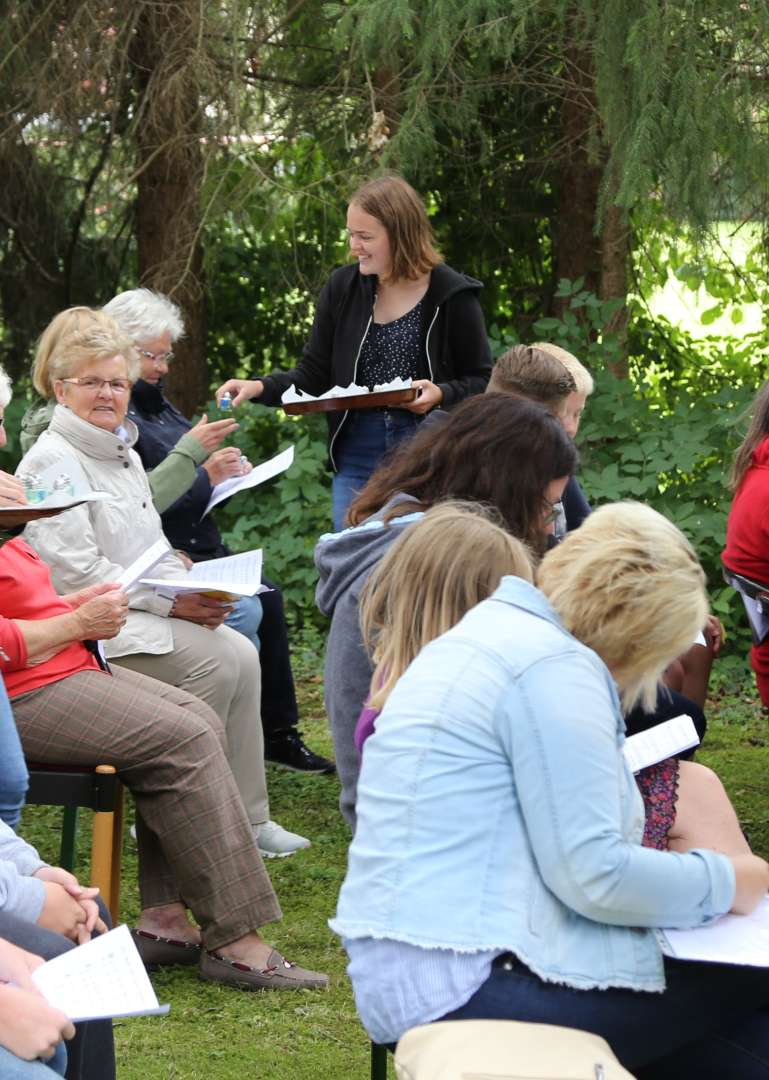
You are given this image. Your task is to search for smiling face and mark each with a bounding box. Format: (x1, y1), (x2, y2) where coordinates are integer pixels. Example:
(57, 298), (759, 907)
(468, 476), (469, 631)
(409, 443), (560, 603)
(137, 331), (173, 385)
(346, 203), (393, 279)
(54, 354), (132, 432)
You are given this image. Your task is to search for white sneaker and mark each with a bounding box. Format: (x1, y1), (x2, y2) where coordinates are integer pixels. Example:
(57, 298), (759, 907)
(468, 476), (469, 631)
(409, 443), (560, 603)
(253, 820), (311, 859)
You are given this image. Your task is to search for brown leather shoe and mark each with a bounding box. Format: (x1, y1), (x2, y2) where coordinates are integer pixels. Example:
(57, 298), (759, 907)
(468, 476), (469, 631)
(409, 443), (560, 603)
(131, 928), (201, 968)
(199, 948), (329, 991)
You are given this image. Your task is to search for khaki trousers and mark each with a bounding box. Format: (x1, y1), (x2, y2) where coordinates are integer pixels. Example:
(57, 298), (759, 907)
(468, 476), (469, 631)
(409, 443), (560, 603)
(13, 666), (281, 949)
(113, 618), (268, 824)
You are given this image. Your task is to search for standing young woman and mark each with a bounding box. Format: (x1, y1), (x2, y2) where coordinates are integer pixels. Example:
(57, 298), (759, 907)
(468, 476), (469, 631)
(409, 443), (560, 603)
(216, 175), (492, 529)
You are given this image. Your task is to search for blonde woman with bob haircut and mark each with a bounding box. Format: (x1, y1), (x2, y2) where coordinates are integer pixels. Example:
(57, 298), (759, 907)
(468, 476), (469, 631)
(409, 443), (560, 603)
(333, 502), (769, 1078)
(217, 174), (492, 530)
(354, 502), (534, 750)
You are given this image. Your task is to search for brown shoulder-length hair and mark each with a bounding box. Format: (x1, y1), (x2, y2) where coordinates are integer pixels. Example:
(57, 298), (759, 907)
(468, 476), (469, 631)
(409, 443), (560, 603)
(731, 380), (769, 490)
(349, 174), (442, 282)
(347, 393), (577, 554)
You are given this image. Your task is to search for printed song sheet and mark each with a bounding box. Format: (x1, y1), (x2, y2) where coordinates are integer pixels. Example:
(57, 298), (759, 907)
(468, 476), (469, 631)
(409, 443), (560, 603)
(141, 548), (265, 598)
(203, 446), (294, 518)
(660, 895), (769, 966)
(622, 714), (700, 774)
(32, 924), (169, 1022)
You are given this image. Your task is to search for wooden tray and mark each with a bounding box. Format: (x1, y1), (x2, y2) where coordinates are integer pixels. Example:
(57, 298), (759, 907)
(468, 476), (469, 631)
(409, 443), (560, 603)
(282, 386), (418, 415)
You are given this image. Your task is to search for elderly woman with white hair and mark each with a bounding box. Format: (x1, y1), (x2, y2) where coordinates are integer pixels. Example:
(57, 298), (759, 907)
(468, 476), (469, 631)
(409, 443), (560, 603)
(17, 318), (309, 859)
(102, 288), (333, 775)
(332, 503), (769, 1078)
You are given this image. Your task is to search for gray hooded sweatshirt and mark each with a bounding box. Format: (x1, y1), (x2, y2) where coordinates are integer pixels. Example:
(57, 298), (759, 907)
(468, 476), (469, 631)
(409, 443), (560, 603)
(315, 496), (422, 827)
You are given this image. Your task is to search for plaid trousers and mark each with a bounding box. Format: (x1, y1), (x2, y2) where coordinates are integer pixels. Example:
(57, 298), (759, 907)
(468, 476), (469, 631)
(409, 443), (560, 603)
(12, 666), (281, 949)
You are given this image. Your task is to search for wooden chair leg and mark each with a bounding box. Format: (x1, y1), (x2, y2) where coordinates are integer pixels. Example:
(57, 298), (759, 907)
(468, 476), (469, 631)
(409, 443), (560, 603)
(107, 782), (124, 923)
(90, 766), (123, 924)
(371, 1042), (388, 1080)
(60, 807), (79, 871)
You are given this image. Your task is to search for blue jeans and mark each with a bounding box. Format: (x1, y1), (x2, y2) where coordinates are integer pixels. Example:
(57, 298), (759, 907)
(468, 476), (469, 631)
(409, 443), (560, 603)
(331, 409), (421, 532)
(224, 594), (263, 653)
(0, 677), (28, 829)
(444, 954), (769, 1078)
(0, 1045), (67, 1078)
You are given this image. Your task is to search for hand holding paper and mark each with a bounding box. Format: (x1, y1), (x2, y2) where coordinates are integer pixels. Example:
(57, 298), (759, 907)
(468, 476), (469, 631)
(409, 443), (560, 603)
(31, 924), (169, 1022)
(203, 446), (294, 518)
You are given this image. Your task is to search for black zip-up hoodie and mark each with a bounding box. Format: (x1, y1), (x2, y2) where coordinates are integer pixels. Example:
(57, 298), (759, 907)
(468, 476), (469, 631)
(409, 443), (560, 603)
(257, 262), (492, 469)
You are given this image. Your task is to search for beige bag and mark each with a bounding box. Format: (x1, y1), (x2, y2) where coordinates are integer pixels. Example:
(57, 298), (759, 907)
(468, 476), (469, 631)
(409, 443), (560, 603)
(394, 1020), (636, 1080)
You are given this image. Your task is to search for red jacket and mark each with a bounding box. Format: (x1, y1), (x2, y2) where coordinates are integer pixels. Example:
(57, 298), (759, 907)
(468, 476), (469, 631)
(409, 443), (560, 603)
(723, 435), (769, 585)
(0, 537), (99, 697)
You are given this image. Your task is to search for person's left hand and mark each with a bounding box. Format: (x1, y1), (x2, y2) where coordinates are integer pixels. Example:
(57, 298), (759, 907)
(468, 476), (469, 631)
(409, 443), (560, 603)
(33, 867), (107, 941)
(0, 937), (45, 988)
(403, 379), (443, 414)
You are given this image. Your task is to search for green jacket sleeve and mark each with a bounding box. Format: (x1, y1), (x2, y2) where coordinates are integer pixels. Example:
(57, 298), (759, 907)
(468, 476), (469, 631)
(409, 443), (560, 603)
(148, 432), (209, 513)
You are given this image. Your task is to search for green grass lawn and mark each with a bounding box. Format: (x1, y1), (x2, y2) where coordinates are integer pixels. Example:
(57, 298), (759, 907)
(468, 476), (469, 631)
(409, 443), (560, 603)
(17, 653), (769, 1079)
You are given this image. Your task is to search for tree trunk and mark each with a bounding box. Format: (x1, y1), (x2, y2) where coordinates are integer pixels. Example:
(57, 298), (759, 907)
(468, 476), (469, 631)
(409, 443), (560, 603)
(600, 199), (630, 377)
(131, 1), (208, 416)
(552, 41), (602, 310)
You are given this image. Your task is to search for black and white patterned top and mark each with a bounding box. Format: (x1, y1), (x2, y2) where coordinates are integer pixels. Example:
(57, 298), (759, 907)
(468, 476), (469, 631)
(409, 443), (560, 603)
(357, 299), (423, 389)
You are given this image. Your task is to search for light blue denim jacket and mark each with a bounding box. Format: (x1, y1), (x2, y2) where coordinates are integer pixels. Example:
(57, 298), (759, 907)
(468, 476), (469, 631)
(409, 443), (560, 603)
(331, 576), (735, 993)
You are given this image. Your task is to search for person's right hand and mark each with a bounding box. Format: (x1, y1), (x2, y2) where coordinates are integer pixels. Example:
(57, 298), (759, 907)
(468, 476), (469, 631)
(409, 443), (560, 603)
(203, 447), (246, 486)
(188, 414), (239, 453)
(71, 586), (128, 640)
(729, 852), (769, 914)
(170, 591), (233, 629)
(0, 470), (26, 507)
(0, 985), (74, 1061)
(216, 379), (264, 407)
(37, 881), (89, 942)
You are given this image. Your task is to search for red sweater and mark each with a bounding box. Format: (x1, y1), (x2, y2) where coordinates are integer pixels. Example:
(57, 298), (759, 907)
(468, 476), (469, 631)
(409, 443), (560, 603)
(723, 435), (769, 585)
(0, 537), (99, 697)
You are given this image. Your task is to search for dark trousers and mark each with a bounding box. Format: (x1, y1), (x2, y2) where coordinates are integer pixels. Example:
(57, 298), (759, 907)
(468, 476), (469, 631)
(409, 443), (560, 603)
(0, 905), (115, 1080)
(444, 953), (769, 1078)
(259, 577), (300, 742)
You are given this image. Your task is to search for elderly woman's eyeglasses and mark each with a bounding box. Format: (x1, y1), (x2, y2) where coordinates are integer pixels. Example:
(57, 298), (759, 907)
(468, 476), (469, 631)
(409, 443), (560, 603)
(59, 377), (132, 394)
(138, 349), (174, 366)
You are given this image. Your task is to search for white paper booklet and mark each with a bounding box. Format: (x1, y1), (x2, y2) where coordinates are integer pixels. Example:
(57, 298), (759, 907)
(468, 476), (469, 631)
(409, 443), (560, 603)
(116, 538), (172, 591)
(623, 714), (699, 774)
(660, 894), (769, 967)
(141, 548), (266, 598)
(203, 445), (295, 518)
(281, 376), (412, 404)
(31, 924), (169, 1022)
(3, 453), (114, 511)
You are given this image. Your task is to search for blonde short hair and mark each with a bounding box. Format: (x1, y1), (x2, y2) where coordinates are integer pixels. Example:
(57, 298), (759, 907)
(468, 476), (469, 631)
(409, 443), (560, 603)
(48, 323), (140, 385)
(531, 342), (594, 397)
(360, 501), (535, 711)
(33, 307), (124, 397)
(537, 502), (707, 712)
